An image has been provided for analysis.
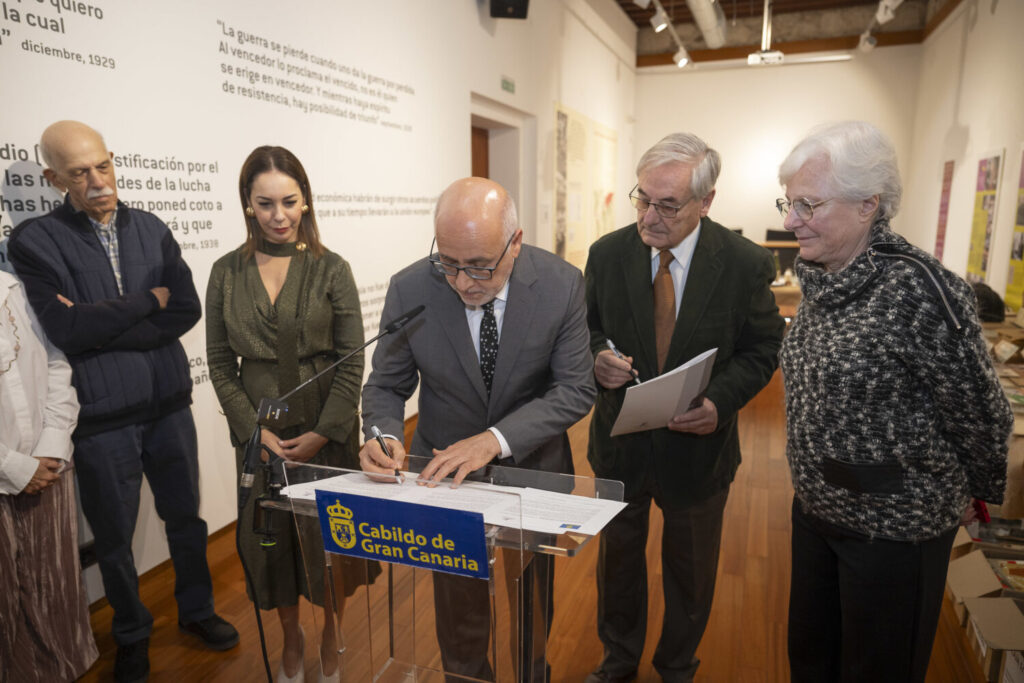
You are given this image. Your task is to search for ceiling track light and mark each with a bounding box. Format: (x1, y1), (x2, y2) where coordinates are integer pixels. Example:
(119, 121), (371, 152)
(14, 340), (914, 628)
(858, 30), (877, 52)
(650, 0), (690, 68)
(633, 0), (652, 8)
(649, 0), (669, 33)
(875, 0), (904, 25)
(855, 0), (902, 56)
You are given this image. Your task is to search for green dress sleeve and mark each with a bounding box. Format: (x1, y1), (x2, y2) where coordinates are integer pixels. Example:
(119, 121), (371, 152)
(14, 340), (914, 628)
(205, 254), (259, 445)
(313, 255), (365, 445)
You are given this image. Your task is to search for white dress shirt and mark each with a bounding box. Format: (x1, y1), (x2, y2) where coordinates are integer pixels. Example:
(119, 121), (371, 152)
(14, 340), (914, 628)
(0, 271), (79, 494)
(464, 279), (513, 459)
(650, 222), (701, 316)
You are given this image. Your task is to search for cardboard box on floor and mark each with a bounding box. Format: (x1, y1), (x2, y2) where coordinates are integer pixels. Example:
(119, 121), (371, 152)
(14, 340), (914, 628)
(962, 598), (1024, 682)
(953, 526), (975, 560)
(948, 550), (1004, 624)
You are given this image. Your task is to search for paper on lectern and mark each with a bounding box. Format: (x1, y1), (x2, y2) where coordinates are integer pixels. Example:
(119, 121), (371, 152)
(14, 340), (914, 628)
(283, 473), (627, 536)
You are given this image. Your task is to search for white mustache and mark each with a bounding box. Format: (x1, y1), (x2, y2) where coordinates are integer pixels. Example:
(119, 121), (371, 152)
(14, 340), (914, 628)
(86, 187), (115, 199)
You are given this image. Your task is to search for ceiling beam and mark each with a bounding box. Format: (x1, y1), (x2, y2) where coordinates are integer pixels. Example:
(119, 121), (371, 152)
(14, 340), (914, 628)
(923, 0), (963, 39)
(636, 30), (924, 67)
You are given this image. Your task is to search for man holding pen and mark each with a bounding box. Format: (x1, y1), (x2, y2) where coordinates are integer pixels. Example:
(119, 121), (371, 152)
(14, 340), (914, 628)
(359, 176), (595, 681)
(583, 133), (784, 682)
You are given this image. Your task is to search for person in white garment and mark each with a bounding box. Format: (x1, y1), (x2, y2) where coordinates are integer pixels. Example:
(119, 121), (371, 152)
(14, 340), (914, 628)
(0, 267), (98, 682)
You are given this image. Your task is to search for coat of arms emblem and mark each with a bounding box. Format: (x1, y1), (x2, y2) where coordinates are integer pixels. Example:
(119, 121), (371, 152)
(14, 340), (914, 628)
(326, 500), (356, 549)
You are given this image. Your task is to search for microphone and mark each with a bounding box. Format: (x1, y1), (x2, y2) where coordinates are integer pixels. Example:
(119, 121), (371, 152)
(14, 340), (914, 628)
(383, 304), (425, 334)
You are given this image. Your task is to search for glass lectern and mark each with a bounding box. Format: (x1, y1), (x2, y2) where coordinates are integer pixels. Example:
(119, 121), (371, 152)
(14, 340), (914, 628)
(262, 454), (623, 682)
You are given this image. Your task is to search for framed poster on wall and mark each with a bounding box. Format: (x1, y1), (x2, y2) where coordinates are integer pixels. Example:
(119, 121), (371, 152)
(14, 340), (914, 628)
(1004, 145), (1024, 310)
(553, 103), (617, 269)
(966, 151), (1004, 283)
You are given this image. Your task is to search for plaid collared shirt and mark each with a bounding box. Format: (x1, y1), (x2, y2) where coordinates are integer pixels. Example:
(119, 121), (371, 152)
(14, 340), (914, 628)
(89, 209), (123, 295)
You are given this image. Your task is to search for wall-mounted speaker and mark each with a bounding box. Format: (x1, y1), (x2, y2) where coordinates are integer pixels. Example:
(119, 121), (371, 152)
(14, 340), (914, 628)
(490, 0), (529, 19)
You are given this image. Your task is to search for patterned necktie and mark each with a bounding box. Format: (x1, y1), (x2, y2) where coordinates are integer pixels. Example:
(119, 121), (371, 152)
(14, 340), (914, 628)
(654, 249), (676, 373)
(480, 300), (499, 395)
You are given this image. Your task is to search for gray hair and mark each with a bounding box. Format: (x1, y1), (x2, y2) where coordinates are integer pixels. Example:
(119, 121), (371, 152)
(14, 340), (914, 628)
(636, 132), (721, 199)
(778, 120), (902, 221)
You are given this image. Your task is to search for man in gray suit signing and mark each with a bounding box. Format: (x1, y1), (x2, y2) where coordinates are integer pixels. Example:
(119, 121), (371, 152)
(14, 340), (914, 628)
(360, 176), (596, 680)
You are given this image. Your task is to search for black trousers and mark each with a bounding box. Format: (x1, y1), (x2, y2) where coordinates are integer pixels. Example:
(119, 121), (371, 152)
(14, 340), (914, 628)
(433, 552), (554, 682)
(73, 408), (214, 645)
(595, 486), (729, 683)
(788, 499), (958, 683)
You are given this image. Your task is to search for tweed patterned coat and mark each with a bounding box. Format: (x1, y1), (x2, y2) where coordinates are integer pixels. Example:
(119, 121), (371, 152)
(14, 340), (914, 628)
(780, 223), (1012, 541)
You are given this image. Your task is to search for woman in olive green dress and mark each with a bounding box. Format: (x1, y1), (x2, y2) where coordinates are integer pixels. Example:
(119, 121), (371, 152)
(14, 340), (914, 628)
(206, 146), (376, 683)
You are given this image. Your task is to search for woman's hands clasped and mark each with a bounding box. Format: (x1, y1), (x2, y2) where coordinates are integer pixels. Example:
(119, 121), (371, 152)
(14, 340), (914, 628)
(260, 427), (328, 463)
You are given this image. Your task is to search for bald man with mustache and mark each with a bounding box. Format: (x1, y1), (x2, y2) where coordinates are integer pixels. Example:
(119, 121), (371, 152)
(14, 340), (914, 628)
(8, 121), (237, 683)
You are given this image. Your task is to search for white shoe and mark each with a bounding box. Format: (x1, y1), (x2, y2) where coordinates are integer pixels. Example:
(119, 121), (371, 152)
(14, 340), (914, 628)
(317, 665), (339, 683)
(277, 628), (305, 683)
(276, 661), (305, 683)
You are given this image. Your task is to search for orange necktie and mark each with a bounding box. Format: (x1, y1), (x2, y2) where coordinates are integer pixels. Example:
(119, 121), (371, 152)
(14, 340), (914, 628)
(654, 249), (676, 373)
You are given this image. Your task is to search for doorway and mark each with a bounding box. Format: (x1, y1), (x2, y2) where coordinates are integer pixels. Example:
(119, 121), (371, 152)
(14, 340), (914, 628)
(470, 93), (535, 246)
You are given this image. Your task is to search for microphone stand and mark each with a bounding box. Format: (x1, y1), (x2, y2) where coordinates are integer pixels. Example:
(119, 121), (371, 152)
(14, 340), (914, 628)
(234, 305), (425, 682)
(235, 438), (277, 683)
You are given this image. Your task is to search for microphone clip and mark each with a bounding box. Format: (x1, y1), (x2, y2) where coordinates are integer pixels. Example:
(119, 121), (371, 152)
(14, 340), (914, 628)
(257, 397), (290, 429)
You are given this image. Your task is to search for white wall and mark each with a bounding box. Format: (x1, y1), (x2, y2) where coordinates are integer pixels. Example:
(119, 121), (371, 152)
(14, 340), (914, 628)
(901, 0), (1024, 293)
(0, 0), (636, 598)
(634, 47), (923, 243)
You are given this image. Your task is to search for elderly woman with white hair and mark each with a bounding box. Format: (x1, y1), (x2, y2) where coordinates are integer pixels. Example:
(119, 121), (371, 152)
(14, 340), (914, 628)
(776, 121), (1011, 683)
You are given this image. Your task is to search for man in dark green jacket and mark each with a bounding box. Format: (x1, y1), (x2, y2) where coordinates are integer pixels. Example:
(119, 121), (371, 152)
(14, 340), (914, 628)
(583, 133), (784, 683)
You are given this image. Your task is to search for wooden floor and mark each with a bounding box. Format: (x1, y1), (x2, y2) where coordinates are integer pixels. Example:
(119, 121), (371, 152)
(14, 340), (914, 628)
(80, 371), (986, 682)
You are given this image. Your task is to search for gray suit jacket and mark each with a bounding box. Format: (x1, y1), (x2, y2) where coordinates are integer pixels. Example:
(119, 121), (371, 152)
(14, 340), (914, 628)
(362, 244), (596, 474)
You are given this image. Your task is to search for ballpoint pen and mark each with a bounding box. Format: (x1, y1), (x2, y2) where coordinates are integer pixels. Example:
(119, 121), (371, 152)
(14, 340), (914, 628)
(371, 425), (403, 481)
(605, 339), (642, 385)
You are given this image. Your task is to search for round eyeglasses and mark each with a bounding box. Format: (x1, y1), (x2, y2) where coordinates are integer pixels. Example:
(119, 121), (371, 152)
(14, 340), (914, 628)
(776, 197), (833, 221)
(629, 185), (692, 219)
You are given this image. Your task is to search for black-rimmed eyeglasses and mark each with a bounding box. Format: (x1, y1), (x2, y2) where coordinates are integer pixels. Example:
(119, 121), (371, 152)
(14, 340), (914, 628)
(776, 197), (833, 221)
(628, 184), (693, 219)
(428, 233), (515, 281)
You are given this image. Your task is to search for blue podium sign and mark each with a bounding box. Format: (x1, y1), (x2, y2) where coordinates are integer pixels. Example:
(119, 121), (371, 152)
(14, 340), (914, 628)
(314, 489), (490, 580)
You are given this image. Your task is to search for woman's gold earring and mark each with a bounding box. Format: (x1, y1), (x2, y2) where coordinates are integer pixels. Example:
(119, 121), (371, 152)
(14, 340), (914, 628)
(245, 206), (255, 217)
(301, 204), (309, 214)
